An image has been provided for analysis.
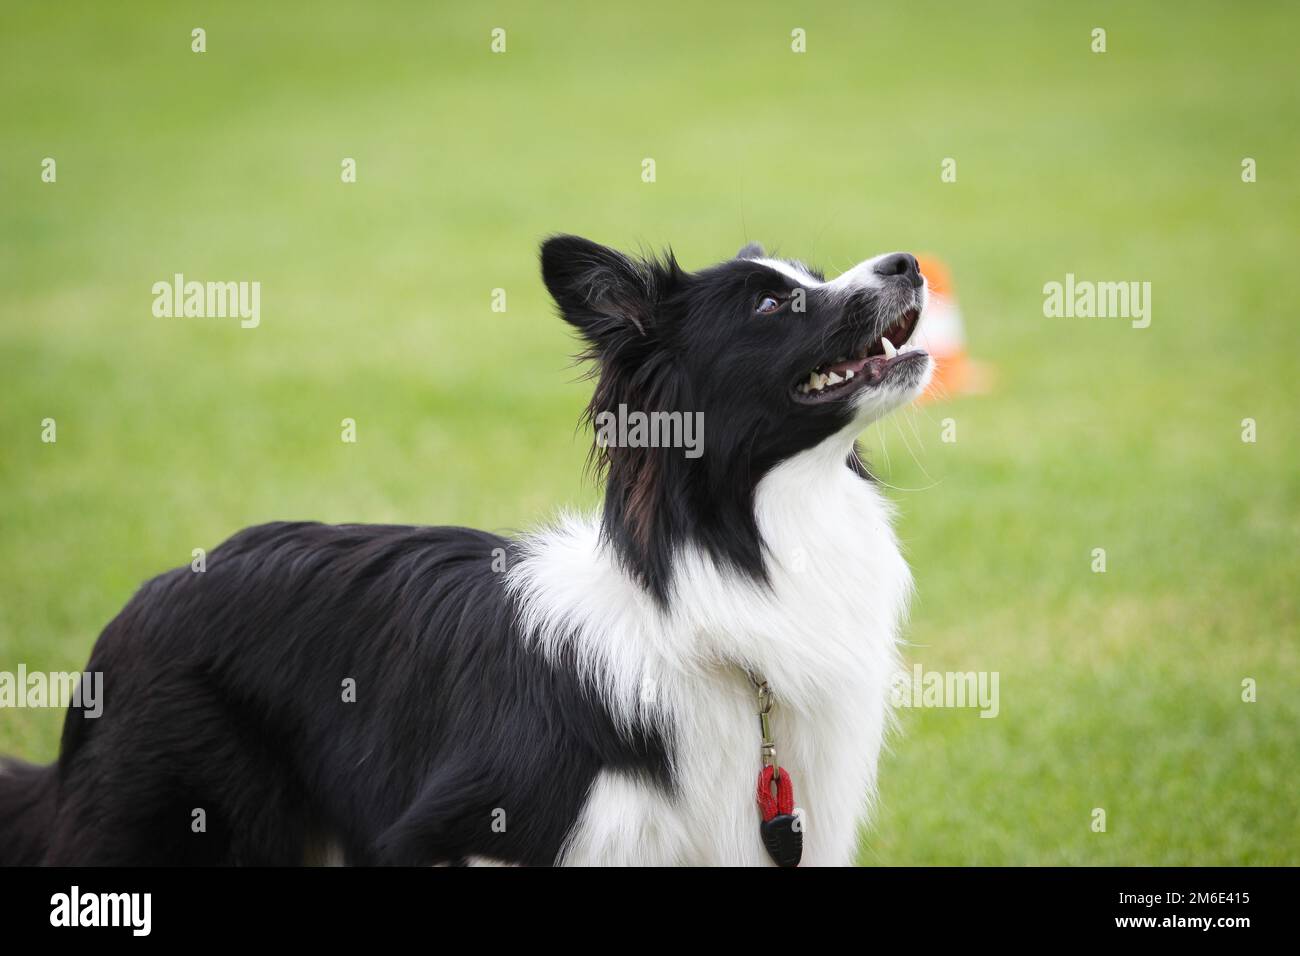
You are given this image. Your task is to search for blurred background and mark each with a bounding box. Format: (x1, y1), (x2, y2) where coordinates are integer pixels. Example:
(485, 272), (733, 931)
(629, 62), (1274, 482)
(1, 2), (1296, 864)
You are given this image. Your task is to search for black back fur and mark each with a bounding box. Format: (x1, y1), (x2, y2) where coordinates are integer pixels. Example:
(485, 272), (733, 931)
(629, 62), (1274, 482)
(3, 522), (667, 865)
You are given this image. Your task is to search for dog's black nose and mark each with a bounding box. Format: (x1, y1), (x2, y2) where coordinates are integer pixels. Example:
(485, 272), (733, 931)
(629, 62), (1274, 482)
(873, 252), (923, 288)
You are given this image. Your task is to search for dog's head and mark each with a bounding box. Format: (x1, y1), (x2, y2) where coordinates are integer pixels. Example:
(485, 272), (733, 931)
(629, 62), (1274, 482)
(540, 235), (932, 598)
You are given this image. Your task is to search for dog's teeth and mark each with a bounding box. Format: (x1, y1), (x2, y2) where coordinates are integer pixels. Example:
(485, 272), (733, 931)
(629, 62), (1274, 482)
(881, 337), (897, 358)
(826, 371), (843, 385)
(844, 368), (854, 380)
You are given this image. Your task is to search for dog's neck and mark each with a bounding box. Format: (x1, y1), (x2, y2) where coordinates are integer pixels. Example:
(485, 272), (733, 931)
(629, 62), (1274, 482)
(597, 422), (882, 609)
(510, 427), (912, 715)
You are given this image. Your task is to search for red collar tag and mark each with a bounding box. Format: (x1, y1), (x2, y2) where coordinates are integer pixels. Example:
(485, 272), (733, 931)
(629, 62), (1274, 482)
(750, 671), (803, 867)
(756, 765), (802, 866)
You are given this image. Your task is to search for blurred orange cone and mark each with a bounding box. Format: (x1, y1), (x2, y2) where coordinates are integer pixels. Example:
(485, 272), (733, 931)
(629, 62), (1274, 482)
(915, 255), (993, 403)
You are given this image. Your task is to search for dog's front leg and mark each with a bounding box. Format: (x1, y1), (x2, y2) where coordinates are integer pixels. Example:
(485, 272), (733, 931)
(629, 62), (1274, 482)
(372, 762), (496, 866)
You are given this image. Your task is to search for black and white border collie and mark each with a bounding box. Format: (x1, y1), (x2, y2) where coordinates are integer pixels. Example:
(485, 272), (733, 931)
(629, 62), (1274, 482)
(0, 236), (931, 866)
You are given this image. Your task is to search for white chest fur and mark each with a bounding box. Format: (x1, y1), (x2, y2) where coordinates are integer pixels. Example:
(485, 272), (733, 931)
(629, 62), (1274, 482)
(508, 435), (912, 865)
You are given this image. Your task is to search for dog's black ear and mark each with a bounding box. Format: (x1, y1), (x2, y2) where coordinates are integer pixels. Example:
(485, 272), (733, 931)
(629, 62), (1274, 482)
(736, 241), (765, 259)
(540, 235), (674, 344)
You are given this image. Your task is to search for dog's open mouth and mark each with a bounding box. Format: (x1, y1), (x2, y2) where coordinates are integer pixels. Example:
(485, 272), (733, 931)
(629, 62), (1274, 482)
(794, 308), (924, 402)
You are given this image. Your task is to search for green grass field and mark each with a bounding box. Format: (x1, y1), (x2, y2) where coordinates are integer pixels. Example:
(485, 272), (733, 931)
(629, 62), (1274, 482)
(2, 2), (1296, 864)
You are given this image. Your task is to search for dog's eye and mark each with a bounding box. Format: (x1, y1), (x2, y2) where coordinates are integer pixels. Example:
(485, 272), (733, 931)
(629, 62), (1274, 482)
(755, 294), (783, 315)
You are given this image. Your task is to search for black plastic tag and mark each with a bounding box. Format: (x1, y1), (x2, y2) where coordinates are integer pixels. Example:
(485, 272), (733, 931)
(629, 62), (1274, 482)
(760, 813), (802, 867)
